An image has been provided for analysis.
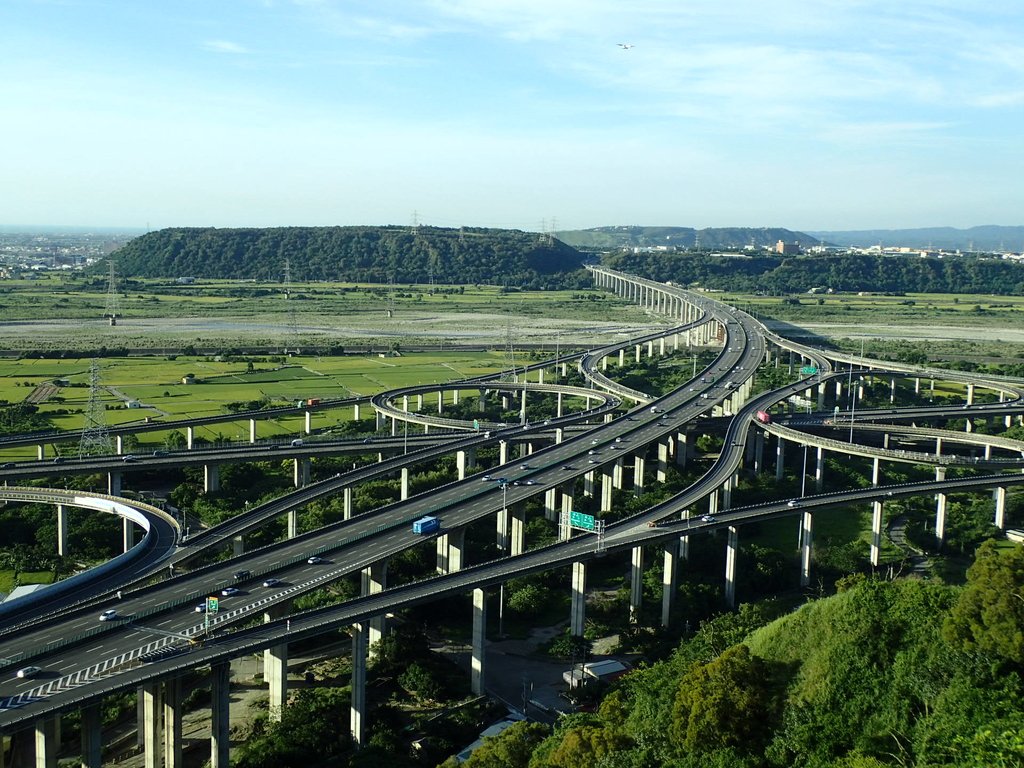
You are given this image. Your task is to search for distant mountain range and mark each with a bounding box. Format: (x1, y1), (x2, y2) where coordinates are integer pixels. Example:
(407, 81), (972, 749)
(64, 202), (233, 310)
(555, 226), (818, 250)
(807, 225), (1024, 252)
(556, 224), (1024, 252)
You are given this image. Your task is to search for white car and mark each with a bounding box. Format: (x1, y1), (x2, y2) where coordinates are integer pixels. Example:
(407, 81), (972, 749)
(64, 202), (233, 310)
(263, 578), (283, 588)
(787, 500), (799, 508)
(16, 666), (41, 679)
(700, 514), (716, 522)
(99, 609), (119, 622)
(307, 556), (325, 564)
(221, 586), (240, 597)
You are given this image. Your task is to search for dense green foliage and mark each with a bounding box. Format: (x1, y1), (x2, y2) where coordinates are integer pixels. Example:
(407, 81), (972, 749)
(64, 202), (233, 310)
(603, 251), (1024, 295)
(557, 226), (817, 250)
(108, 226), (588, 287)
(473, 559), (1024, 768)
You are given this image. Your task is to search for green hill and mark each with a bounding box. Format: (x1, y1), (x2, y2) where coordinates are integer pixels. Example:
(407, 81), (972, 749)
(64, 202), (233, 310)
(465, 542), (1024, 768)
(107, 226), (588, 287)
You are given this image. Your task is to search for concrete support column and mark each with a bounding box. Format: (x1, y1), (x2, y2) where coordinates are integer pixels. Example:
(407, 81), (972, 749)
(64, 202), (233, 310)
(56, 504), (68, 557)
(350, 623), (368, 749)
(353, 403), (361, 420)
(632, 453), (646, 496)
(676, 432), (688, 468)
(400, 467), (410, 500)
(123, 517), (135, 552)
(343, 486), (353, 520)
(775, 437), (786, 481)
(583, 470), (595, 498)
(437, 526), (466, 574)
(108, 471), (122, 497)
(264, 603), (290, 722)
(994, 486), (1007, 530)
(544, 487), (558, 522)
(499, 441), (508, 466)
(966, 383), (975, 405)
(203, 464), (220, 493)
(437, 390), (444, 415)
(559, 485), (575, 541)
(249, 419), (257, 443)
(186, 426), (194, 450)
(361, 561), (388, 648)
(416, 394), (424, 410)
(724, 526), (739, 608)
(570, 561), (587, 636)
(31, 716), (59, 768)
(657, 441), (669, 483)
(471, 587), (487, 695)
(629, 546), (644, 624)
(305, 410), (312, 434)
(293, 458), (310, 488)
(163, 676), (183, 768)
(115, 434), (124, 454)
(556, 392), (563, 417)
(618, 348), (625, 367)
(935, 491), (947, 547)
(555, 428), (564, 444)
(81, 702), (103, 768)
(375, 410), (385, 430)
(600, 469), (613, 513)
(799, 511), (813, 587)
(510, 503), (526, 556)
(142, 681), (163, 768)
(815, 447), (824, 491)
(456, 450), (469, 480)
(870, 501), (883, 567)
(661, 540), (679, 628)
(210, 662), (231, 768)
(233, 535), (244, 556)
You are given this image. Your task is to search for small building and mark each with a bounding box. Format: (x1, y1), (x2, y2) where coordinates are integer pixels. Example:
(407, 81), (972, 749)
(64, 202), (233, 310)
(563, 659), (629, 688)
(451, 713), (525, 763)
(181, 374), (196, 385)
(775, 240), (800, 255)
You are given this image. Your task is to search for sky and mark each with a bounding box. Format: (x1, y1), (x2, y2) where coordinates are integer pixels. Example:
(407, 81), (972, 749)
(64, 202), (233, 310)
(2, 0), (1022, 232)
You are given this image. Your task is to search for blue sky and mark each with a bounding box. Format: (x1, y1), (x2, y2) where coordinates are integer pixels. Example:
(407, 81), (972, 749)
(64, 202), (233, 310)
(2, 0), (1022, 231)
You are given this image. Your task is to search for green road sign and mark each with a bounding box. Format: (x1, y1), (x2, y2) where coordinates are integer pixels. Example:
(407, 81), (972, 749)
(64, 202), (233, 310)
(800, 365), (819, 375)
(473, 419), (480, 430)
(206, 596), (220, 614)
(569, 510), (596, 531)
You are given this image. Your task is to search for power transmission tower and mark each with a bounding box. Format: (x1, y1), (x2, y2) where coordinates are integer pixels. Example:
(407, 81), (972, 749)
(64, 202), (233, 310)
(501, 315), (519, 383)
(385, 276), (395, 319)
(78, 359), (111, 457)
(104, 260), (120, 326)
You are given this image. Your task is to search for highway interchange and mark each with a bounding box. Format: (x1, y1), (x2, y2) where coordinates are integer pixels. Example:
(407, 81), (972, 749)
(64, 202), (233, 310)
(1, 266), (1023, 764)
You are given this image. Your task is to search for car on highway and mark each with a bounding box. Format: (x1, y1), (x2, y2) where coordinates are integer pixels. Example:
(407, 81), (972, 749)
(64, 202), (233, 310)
(561, 465), (573, 471)
(99, 609), (119, 621)
(195, 603), (207, 613)
(523, 480), (537, 485)
(700, 514), (716, 523)
(787, 500), (799, 507)
(15, 666), (42, 679)
(0, 462), (15, 469)
(52, 457), (65, 464)
(233, 570), (251, 581)
(307, 556), (325, 564)
(481, 475), (492, 481)
(221, 587), (240, 596)
(520, 464), (530, 470)
(121, 455), (137, 463)
(263, 578), (283, 588)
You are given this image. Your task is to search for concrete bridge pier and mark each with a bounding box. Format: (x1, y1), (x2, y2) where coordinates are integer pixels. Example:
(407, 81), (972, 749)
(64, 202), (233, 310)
(633, 452), (646, 496)
(264, 603), (292, 721)
(676, 431), (688, 468)
(233, 535), (244, 556)
(753, 430), (765, 473)
(570, 561), (587, 636)
(56, 504), (68, 556)
(600, 469), (613, 513)
(799, 511), (814, 587)
(724, 526), (739, 608)
(37, 443), (45, 460)
(343, 486), (353, 520)
(249, 419), (257, 443)
(293, 457), (310, 488)
(456, 449), (477, 480)
(210, 662), (231, 768)
(186, 426), (195, 450)
(361, 560), (389, 648)
(108, 471), (122, 496)
(204, 464), (220, 493)
(498, 440), (509, 465)
(871, 500), (883, 567)
(33, 716), (59, 768)
(400, 467), (410, 500)
(353, 403), (361, 420)
(583, 470), (595, 498)
(657, 441), (669, 482)
(141, 681), (163, 768)
(814, 447), (825, 491)
(350, 622), (368, 749)
(437, 526), (466, 574)
(115, 434), (124, 454)
(304, 410), (312, 434)
(123, 518), (135, 552)
(661, 540), (679, 627)
(471, 587), (487, 695)
(629, 546), (644, 624)
(618, 348), (625, 367)
(934, 466), (947, 547)
(559, 484), (575, 540)
(510, 503), (525, 555)
(80, 702), (102, 768)
(994, 486), (1006, 529)
(775, 437), (786, 481)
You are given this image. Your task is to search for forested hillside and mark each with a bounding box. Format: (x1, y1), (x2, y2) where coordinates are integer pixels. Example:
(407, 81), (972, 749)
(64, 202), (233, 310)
(457, 542), (1024, 768)
(108, 226), (588, 288)
(603, 251), (1024, 295)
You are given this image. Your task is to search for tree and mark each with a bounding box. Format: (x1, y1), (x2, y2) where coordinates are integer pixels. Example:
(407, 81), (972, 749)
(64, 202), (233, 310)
(943, 539), (1024, 665)
(670, 644), (781, 755)
(457, 721), (548, 768)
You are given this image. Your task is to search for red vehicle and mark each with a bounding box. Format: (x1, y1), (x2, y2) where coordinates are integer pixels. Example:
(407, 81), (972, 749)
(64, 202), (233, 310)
(755, 410), (772, 424)
(306, 398), (321, 406)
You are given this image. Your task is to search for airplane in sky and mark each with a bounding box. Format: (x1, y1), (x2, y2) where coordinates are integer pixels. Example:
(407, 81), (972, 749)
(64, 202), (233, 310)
(617, 43), (634, 50)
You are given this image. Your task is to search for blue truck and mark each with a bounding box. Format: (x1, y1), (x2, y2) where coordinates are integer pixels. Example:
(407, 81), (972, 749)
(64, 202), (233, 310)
(412, 516), (440, 534)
